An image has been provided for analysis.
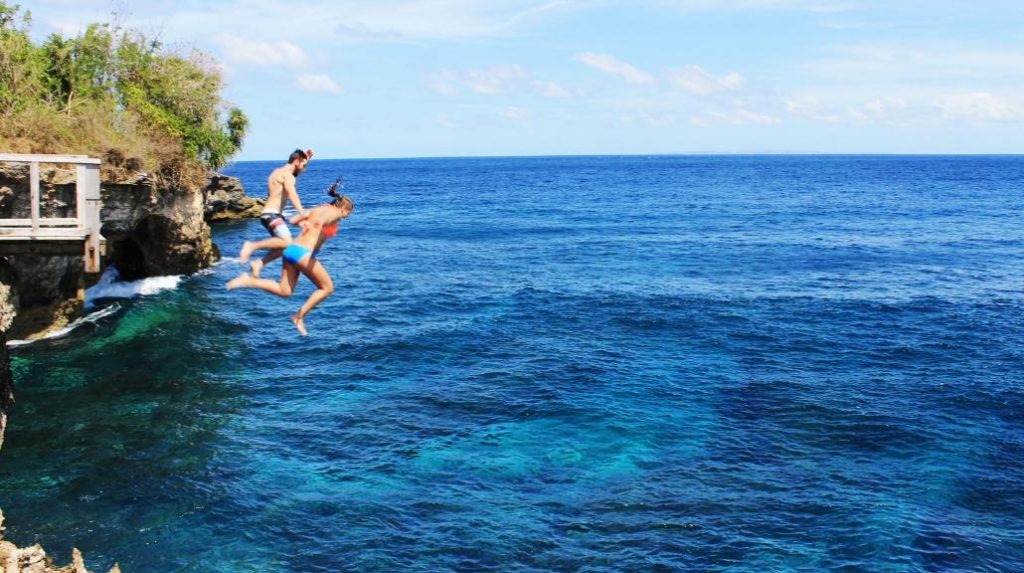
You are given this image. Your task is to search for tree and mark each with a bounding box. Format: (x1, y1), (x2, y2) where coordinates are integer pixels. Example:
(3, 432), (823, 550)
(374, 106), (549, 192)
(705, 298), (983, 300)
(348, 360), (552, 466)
(0, 2), (248, 175)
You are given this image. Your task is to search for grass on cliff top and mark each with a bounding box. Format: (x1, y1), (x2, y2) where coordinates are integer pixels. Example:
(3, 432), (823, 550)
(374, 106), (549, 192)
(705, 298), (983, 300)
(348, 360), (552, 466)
(0, 3), (248, 187)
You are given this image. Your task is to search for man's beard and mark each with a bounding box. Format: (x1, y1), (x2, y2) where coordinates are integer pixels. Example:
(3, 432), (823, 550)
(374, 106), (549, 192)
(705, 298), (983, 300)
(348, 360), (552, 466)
(293, 165), (304, 176)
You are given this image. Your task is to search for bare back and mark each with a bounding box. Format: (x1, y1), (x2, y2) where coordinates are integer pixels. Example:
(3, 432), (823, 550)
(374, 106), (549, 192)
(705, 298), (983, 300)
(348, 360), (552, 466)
(294, 204), (343, 250)
(263, 164), (298, 214)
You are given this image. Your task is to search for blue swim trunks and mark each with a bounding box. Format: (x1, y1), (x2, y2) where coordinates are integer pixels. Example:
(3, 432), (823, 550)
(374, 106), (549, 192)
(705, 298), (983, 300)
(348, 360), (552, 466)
(282, 243), (313, 265)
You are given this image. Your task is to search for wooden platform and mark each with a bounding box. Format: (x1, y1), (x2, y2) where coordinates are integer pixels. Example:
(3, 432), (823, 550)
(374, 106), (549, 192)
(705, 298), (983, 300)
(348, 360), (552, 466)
(0, 154), (105, 272)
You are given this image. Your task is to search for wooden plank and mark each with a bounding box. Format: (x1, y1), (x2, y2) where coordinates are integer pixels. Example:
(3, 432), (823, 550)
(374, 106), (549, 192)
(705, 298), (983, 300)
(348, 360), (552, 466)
(0, 228), (89, 238)
(0, 219), (36, 227)
(76, 164), (87, 222)
(0, 235), (89, 241)
(84, 164), (101, 200)
(29, 161), (39, 234)
(37, 219), (82, 227)
(0, 154), (100, 165)
(0, 219), (81, 228)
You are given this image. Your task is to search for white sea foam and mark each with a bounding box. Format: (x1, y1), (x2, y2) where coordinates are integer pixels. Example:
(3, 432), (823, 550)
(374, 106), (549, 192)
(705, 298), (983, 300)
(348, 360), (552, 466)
(7, 303), (122, 347)
(85, 267), (183, 304)
(7, 267), (191, 347)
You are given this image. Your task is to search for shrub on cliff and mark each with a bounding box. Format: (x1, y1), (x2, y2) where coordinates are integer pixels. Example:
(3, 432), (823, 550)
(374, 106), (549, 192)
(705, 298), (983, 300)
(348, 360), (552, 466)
(0, 2), (248, 186)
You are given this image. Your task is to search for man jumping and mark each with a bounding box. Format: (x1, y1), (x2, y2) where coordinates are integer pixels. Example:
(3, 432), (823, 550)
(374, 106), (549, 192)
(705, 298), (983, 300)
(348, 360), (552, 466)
(240, 148), (314, 276)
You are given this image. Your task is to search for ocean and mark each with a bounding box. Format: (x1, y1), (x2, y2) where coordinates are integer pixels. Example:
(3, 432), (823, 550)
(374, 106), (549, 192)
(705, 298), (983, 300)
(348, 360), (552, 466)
(1, 155), (1022, 571)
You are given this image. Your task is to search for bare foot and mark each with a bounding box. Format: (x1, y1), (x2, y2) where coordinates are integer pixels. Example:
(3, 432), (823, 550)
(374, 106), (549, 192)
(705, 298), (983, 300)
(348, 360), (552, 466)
(238, 241), (255, 263)
(225, 273), (250, 290)
(290, 312), (308, 336)
(249, 259), (263, 278)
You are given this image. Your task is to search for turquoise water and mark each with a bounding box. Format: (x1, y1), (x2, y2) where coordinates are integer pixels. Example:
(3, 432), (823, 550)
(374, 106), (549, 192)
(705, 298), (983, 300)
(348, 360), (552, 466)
(1, 156), (1023, 571)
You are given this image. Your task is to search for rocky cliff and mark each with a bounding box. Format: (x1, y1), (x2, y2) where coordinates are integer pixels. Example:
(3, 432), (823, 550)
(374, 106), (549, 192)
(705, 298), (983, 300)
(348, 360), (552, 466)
(0, 165), (261, 339)
(0, 526), (121, 573)
(204, 173), (263, 221)
(100, 173), (217, 281)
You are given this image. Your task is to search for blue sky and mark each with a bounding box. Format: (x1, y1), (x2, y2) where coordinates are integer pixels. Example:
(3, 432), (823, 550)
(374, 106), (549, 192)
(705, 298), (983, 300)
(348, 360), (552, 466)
(27, 1), (1024, 160)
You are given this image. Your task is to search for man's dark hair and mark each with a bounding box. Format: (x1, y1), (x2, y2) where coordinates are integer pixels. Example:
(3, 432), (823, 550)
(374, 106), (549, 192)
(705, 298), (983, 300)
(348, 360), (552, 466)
(288, 149), (308, 163)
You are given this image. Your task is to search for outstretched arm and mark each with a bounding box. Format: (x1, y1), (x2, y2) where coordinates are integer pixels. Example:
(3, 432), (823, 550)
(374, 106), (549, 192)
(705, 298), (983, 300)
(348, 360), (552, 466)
(284, 176), (305, 215)
(289, 208), (312, 225)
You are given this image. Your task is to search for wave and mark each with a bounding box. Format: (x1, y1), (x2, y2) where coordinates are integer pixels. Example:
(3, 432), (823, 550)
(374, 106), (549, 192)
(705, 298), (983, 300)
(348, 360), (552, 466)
(8, 267), (188, 347)
(85, 267), (183, 304)
(7, 303), (122, 347)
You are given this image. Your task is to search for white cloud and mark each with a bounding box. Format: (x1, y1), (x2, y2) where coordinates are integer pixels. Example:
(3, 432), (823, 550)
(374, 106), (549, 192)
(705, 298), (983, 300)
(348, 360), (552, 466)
(667, 65), (744, 95)
(425, 66), (528, 96)
(426, 65), (582, 98)
(816, 18), (881, 30)
(501, 106), (530, 120)
(426, 70), (461, 96)
(782, 89), (1024, 126)
(218, 33), (346, 96)
(619, 110), (677, 127)
(785, 92), (922, 125)
(803, 44), (1024, 85)
(107, 1), (590, 45)
(573, 52), (656, 85)
(690, 109), (782, 126)
(532, 80), (584, 98)
(218, 35), (309, 68)
(326, 1), (587, 41)
(847, 96), (908, 122)
(657, 0), (856, 12)
(785, 96), (845, 123)
(296, 73), (345, 95)
(465, 65), (531, 95)
(933, 92), (1024, 122)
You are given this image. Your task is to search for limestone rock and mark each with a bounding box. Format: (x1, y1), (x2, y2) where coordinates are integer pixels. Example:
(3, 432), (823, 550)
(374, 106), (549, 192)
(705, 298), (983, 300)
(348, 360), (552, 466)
(0, 280), (15, 335)
(70, 548), (86, 573)
(0, 257), (84, 341)
(100, 176), (217, 280)
(204, 173), (263, 221)
(17, 544), (49, 572)
(0, 509), (113, 573)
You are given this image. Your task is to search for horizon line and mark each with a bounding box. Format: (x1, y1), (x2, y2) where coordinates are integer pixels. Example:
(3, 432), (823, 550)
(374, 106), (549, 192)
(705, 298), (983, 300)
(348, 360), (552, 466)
(227, 151), (1024, 163)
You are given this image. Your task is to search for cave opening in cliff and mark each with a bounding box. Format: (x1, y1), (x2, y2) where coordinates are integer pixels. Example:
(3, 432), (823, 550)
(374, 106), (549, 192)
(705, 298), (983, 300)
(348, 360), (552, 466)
(106, 236), (147, 281)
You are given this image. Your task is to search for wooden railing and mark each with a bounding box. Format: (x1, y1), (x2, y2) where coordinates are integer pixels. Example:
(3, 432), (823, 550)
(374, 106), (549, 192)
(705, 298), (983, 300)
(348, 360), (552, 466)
(0, 154), (104, 273)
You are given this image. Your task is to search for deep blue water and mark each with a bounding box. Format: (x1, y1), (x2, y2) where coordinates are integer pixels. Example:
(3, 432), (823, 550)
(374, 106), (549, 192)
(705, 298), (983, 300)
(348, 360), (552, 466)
(1, 156), (1023, 572)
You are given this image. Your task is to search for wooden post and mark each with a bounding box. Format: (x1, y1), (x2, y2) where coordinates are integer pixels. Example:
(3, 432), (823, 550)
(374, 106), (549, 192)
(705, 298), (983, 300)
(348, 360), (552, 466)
(28, 161), (40, 234)
(83, 163), (103, 273)
(76, 164), (87, 223)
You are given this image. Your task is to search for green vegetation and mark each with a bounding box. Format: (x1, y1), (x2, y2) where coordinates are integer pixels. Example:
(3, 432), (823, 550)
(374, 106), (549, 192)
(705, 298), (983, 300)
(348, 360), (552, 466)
(0, 2), (247, 184)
